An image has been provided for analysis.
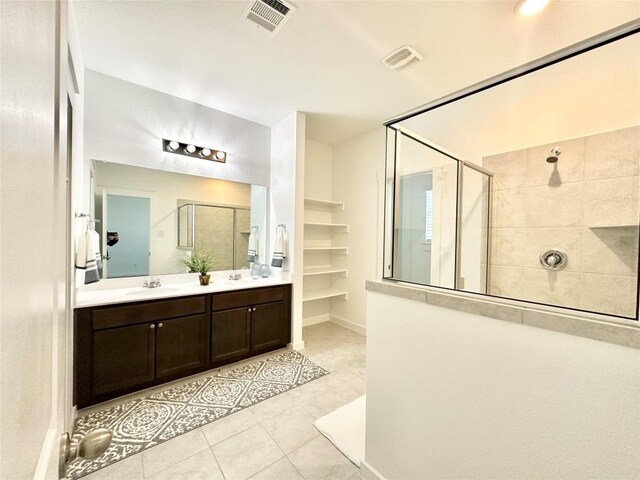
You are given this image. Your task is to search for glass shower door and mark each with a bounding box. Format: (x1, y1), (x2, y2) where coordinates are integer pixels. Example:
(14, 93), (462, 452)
(385, 128), (492, 293)
(458, 164), (491, 294)
(392, 131), (458, 288)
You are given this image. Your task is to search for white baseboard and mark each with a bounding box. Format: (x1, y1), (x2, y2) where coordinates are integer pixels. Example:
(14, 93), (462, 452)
(288, 340), (305, 351)
(330, 315), (366, 336)
(359, 460), (386, 480)
(303, 313), (330, 327)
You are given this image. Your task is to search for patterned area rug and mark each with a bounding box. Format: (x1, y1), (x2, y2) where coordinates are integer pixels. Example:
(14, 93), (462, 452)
(68, 351), (329, 479)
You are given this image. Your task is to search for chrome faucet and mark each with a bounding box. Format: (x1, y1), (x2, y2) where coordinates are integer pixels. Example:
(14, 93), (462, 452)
(142, 277), (162, 288)
(228, 271), (242, 281)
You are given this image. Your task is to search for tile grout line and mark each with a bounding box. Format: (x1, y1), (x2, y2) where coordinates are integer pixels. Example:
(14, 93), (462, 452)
(251, 422), (290, 478)
(207, 441), (228, 480)
(142, 434), (209, 480)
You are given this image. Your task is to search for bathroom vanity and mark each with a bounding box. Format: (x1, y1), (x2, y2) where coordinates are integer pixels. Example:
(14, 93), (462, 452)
(74, 281), (292, 408)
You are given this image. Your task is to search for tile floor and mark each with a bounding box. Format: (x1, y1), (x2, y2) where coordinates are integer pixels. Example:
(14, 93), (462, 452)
(81, 322), (366, 480)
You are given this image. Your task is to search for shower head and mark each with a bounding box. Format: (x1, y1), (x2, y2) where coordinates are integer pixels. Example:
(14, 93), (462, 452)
(546, 147), (562, 163)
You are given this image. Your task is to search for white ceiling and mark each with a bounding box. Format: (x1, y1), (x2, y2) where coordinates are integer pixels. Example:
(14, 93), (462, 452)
(72, 1), (640, 146)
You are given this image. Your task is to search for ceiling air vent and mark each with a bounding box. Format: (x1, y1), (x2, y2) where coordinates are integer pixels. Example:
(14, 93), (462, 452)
(242, 0), (295, 35)
(382, 45), (423, 71)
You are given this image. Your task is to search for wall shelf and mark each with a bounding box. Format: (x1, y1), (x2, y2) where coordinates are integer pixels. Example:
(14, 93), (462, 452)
(303, 246), (349, 254)
(303, 288), (348, 302)
(301, 165), (348, 321)
(303, 267), (348, 277)
(304, 198), (345, 210)
(304, 222), (349, 231)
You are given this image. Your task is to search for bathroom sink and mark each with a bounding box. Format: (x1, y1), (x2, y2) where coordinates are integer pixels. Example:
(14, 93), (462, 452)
(125, 287), (183, 296)
(218, 278), (261, 285)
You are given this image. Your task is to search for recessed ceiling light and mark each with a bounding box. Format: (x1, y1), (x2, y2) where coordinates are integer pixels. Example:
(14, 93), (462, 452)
(514, 0), (549, 16)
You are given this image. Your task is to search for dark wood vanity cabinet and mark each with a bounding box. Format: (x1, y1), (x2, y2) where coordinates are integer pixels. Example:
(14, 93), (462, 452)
(75, 284), (291, 408)
(211, 307), (251, 363)
(211, 286), (291, 364)
(156, 314), (209, 379)
(251, 302), (286, 352)
(92, 322), (156, 397)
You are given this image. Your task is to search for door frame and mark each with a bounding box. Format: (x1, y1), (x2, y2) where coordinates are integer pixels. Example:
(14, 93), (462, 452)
(34, 0), (72, 478)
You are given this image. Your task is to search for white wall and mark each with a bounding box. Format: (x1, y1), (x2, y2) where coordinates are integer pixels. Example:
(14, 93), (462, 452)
(304, 140), (333, 200)
(364, 291), (640, 480)
(331, 129), (386, 331)
(94, 162), (253, 275)
(84, 70), (271, 187)
(270, 112), (306, 348)
(250, 185), (268, 265)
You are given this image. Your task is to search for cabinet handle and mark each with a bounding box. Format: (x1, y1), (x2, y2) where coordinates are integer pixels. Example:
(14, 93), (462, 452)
(252, 307), (256, 312)
(149, 324), (155, 329)
(158, 322), (164, 328)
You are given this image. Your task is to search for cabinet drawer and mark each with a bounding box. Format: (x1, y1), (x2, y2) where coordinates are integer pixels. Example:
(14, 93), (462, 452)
(212, 286), (285, 312)
(92, 295), (207, 330)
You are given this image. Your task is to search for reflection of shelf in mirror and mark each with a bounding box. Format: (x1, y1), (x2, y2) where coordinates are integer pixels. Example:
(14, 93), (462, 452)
(304, 246), (348, 254)
(304, 198), (344, 210)
(304, 222), (349, 231)
(303, 288), (348, 302)
(239, 231), (251, 234)
(303, 267), (348, 277)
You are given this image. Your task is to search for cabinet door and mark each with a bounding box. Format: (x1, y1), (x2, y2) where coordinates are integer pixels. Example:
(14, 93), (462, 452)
(156, 314), (208, 379)
(212, 307), (251, 363)
(251, 302), (285, 352)
(92, 323), (155, 397)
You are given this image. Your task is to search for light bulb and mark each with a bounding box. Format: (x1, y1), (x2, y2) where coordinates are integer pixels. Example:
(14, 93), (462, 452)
(168, 140), (180, 151)
(200, 148), (212, 157)
(186, 144), (196, 154)
(514, 0), (549, 16)
(215, 151), (226, 160)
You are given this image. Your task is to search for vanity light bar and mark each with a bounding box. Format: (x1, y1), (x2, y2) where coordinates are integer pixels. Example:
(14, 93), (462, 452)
(162, 139), (227, 163)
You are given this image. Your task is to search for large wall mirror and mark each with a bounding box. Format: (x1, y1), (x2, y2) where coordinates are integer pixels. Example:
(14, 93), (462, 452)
(93, 162), (268, 278)
(384, 27), (640, 319)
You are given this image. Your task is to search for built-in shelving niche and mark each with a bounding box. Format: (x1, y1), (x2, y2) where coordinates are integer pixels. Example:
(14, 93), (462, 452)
(302, 197), (348, 326)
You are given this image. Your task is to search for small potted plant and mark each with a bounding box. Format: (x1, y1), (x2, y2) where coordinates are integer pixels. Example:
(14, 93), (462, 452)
(180, 250), (217, 286)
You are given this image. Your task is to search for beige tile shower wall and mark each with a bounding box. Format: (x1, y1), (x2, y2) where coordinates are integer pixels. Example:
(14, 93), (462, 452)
(484, 126), (640, 317)
(235, 208), (251, 269)
(194, 206), (235, 270)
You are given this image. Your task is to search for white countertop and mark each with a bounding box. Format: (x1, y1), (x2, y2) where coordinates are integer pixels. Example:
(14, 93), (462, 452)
(75, 273), (292, 308)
